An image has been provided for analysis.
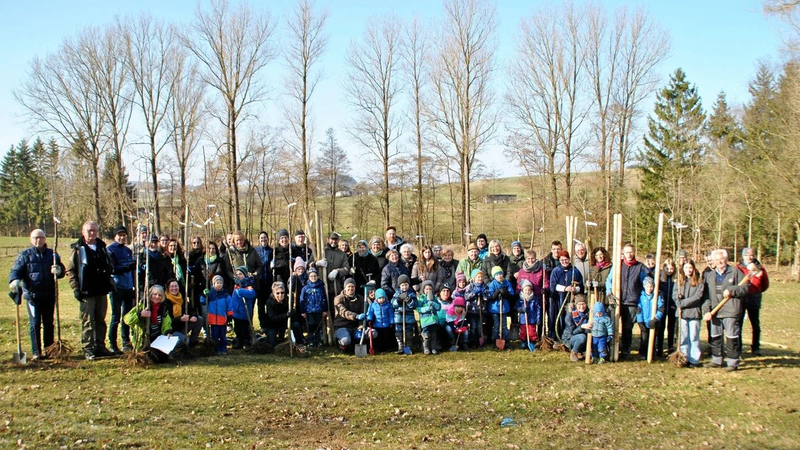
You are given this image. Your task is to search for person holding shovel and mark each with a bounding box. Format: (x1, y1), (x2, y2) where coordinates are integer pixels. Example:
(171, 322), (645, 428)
(702, 249), (749, 371)
(9, 229), (66, 361)
(333, 278), (366, 352)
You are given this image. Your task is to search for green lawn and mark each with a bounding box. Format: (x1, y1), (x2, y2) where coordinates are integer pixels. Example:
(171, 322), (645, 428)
(0, 250), (798, 448)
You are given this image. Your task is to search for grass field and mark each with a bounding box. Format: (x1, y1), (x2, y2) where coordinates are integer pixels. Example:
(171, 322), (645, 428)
(0, 245), (798, 448)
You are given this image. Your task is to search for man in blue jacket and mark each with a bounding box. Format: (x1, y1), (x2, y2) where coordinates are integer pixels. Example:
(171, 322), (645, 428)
(107, 225), (136, 354)
(9, 229), (66, 360)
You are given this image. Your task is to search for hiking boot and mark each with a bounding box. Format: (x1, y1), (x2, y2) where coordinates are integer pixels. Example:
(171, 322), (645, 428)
(703, 362), (723, 369)
(110, 346), (123, 356)
(570, 351), (579, 362)
(432, 349), (439, 355)
(397, 349), (405, 355)
(96, 347), (116, 358)
(725, 365), (739, 372)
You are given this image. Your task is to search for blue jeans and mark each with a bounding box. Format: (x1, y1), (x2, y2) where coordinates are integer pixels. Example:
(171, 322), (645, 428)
(492, 313), (509, 340)
(592, 336), (609, 358)
(26, 300), (54, 356)
(108, 289), (135, 348)
(467, 313), (482, 346)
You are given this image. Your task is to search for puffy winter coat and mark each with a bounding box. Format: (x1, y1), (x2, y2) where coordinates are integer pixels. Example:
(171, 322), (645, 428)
(635, 291), (665, 328)
(231, 283), (257, 321)
(367, 299), (394, 328)
(416, 293), (441, 328)
(9, 245), (65, 303)
(391, 289), (418, 324)
(256, 245), (274, 291)
(300, 279), (327, 314)
(482, 253), (512, 281)
(354, 252), (381, 287)
(464, 282), (488, 314)
(107, 241), (135, 291)
(591, 302), (613, 337)
(487, 279), (514, 314)
(202, 288), (234, 326)
(515, 293), (540, 325)
(380, 262), (407, 299)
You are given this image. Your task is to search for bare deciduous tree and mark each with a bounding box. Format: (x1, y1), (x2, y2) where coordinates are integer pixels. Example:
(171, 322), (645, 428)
(283, 0), (329, 218)
(344, 17), (403, 228)
(428, 0), (498, 245)
(185, 0), (276, 231)
(317, 128), (350, 229)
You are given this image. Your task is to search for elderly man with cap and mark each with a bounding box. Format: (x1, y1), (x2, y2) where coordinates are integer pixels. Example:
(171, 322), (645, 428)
(107, 225), (136, 354)
(457, 243), (483, 282)
(65, 221), (116, 360)
(8, 229), (66, 360)
(703, 248), (750, 371)
(333, 278), (365, 352)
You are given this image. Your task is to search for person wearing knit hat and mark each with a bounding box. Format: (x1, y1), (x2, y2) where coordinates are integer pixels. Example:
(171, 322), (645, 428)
(278, 228), (290, 238)
(563, 294), (591, 361)
(550, 248), (584, 341)
(635, 274), (664, 359)
(487, 265), (514, 348)
(289, 258), (309, 312)
(457, 243), (482, 282)
(366, 288), (394, 353)
(204, 273), (234, 355)
(464, 265), (488, 348)
(516, 278), (540, 350)
(299, 264), (327, 348)
(447, 295), (469, 351)
(437, 283), (454, 347)
(417, 280), (441, 354)
(509, 241), (525, 282)
(391, 271), (418, 354)
(476, 234), (489, 260)
(332, 275), (366, 352)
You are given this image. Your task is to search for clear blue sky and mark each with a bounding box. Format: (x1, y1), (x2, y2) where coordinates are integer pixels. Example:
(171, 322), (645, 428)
(0, 0), (787, 180)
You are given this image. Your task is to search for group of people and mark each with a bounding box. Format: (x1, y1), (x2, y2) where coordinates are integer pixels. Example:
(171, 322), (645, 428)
(8, 222), (768, 370)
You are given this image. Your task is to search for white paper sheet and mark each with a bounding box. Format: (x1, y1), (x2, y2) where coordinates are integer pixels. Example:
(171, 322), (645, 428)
(151, 335), (180, 354)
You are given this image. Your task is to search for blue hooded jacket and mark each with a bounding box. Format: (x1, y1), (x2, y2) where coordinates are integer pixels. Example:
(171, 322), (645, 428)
(231, 276), (257, 320)
(367, 298), (394, 328)
(300, 278), (327, 314)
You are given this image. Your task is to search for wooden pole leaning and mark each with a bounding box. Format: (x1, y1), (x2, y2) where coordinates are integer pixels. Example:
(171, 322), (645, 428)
(647, 212), (665, 363)
(611, 213), (623, 362)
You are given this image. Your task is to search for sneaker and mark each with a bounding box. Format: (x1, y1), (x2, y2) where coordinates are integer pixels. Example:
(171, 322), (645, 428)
(597, 358), (606, 364)
(396, 349), (405, 355)
(570, 351), (579, 362)
(520, 342), (527, 350)
(432, 349), (439, 355)
(423, 349), (431, 355)
(31, 354), (41, 361)
(703, 362), (723, 369)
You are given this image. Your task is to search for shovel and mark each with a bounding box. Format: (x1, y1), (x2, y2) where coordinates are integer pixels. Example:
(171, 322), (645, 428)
(368, 323), (375, 355)
(478, 298), (485, 347)
(522, 297), (536, 352)
(11, 288), (27, 364)
(402, 300), (412, 355)
(355, 286), (369, 357)
(496, 296), (506, 350)
(449, 320), (464, 352)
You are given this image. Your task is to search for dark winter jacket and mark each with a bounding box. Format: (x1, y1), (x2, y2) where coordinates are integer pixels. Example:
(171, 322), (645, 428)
(202, 288), (234, 326)
(371, 249), (388, 271)
(702, 264), (749, 319)
(550, 264), (584, 305)
(542, 253), (559, 290)
(482, 253), (512, 281)
(516, 292), (540, 325)
(224, 242), (263, 290)
(660, 273), (677, 316)
(464, 282), (488, 314)
(487, 279), (514, 314)
(380, 261), (408, 299)
(324, 244), (351, 285)
(139, 249), (174, 291)
(107, 241), (135, 291)
(265, 295), (293, 329)
(619, 259), (646, 306)
(354, 252), (381, 287)
(391, 289), (418, 325)
(66, 236), (114, 298)
(9, 245), (65, 303)
(273, 244), (291, 284)
(400, 254), (418, 285)
(673, 279), (704, 320)
(384, 236), (404, 252)
(290, 244), (314, 269)
(256, 245), (274, 291)
(198, 255), (227, 291)
(300, 279), (327, 314)
(437, 258), (459, 292)
(333, 292), (364, 329)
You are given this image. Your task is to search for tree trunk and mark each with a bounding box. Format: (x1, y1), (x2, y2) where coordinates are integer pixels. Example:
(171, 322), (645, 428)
(230, 112), (241, 231)
(150, 154), (161, 235)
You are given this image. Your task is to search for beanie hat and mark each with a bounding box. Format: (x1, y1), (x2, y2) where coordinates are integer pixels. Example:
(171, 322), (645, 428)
(477, 233), (487, 242)
(329, 231), (340, 239)
(574, 294), (587, 305)
(294, 257), (306, 269)
(453, 297), (466, 308)
(236, 266), (248, 275)
(512, 241), (522, 249)
(294, 229), (305, 237)
(358, 239), (369, 248)
(643, 276), (654, 287)
(397, 274), (410, 286)
(149, 234), (159, 242)
(344, 278), (356, 288)
(307, 267), (317, 274)
(456, 272), (467, 283)
(491, 266), (504, 278)
(440, 283), (452, 292)
(375, 288), (387, 299)
(520, 279), (532, 290)
(212, 275), (224, 285)
(593, 302), (605, 314)
(113, 225), (128, 236)
(470, 268), (484, 280)
(278, 228), (289, 238)
(420, 280), (434, 292)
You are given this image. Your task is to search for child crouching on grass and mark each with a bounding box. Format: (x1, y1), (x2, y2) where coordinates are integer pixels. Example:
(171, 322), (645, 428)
(366, 288), (395, 353)
(417, 280), (441, 355)
(516, 279), (540, 350)
(202, 275), (234, 355)
(591, 301), (613, 363)
(446, 297), (468, 351)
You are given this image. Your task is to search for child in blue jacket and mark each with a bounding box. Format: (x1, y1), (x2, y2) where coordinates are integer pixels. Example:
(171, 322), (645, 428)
(367, 288), (395, 353)
(515, 279), (540, 349)
(417, 280), (441, 355)
(300, 268), (327, 348)
(591, 301), (614, 363)
(201, 275), (234, 355)
(487, 266), (514, 348)
(232, 267), (257, 350)
(391, 274), (417, 355)
(464, 269), (488, 348)
(635, 277), (665, 358)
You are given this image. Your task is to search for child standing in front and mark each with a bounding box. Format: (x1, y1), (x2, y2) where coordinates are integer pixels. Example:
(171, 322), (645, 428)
(300, 267), (327, 348)
(487, 266), (515, 349)
(366, 288), (395, 353)
(202, 275), (234, 355)
(231, 267), (257, 350)
(417, 280), (442, 355)
(635, 277), (665, 358)
(437, 284), (454, 349)
(446, 297), (469, 351)
(391, 274), (417, 355)
(464, 269), (488, 348)
(590, 302), (614, 363)
(516, 279), (540, 349)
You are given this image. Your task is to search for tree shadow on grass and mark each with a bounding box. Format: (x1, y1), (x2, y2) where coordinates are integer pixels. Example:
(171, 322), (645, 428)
(738, 347), (800, 370)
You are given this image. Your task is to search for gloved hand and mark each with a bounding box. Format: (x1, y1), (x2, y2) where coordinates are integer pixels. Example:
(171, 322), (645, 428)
(517, 307), (525, 313)
(356, 313), (365, 321)
(126, 261), (137, 272)
(649, 319), (658, 329)
(203, 288), (210, 296)
(350, 267), (356, 275)
(492, 290), (502, 300)
(74, 290), (83, 301)
(9, 289), (21, 305)
(9, 280), (19, 291)
(456, 326), (468, 334)
(399, 292), (408, 301)
(270, 260), (275, 269)
(51, 265), (64, 276)
(316, 259), (328, 268)
(328, 269), (338, 281)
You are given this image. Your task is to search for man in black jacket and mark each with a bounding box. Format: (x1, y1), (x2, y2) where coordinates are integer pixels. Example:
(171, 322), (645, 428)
(66, 221), (116, 360)
(618, 244), (646, 359)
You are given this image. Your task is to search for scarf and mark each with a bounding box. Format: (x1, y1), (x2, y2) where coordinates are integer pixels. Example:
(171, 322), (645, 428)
(595, 261), (611, 270)
(207, 254), (217, 263)
(172, 256), (185, 284)
(523, 260), (542, 273)
(150, 301), (161, 325)
(624, 258), (638, 267)
(165, 291), (184, 317)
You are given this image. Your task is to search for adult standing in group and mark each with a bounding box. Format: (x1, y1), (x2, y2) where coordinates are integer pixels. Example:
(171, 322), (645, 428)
(550, 250), (584, 340)
(322, 232), (351, 305)
(572, 243), (591, 284)
(476, 234), (489, 260)
(139, 235), (173, 291)
(225, 231), (263, 286)
(273, 229), (291, 284)
(353, 239), (380, 287)
(255, 231), (274, 334)
(508, 241), (525, 284)
(384, 226), (404, 252)
(737, 247), (769, 356)
(482, 240), (512, 281)
(613, 244), (646, 360)
(589, 247), (612, 306)
(702, 249), (749, 371)
(457, 244), (483, 281)
(107, 226), (136, 354)
(333, 278), (366, 351)
(338, 239), (352, 259)
(399, 244), (418, 287)
(369, 237), (388, 271)
(290, 230), (315, 270)
(199, 241), (228, 291)
(187, 236), (206, 313)
(412, 246), (443, 292)
(380, 249), (407, 299)
(8, 229), (66, 360)
(165, 239), (187, 294)
(542, 241), (562, 337)
(657, 258), (677, 356)
(437, 248), (459, 293)
(66, 221), (116, 360)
